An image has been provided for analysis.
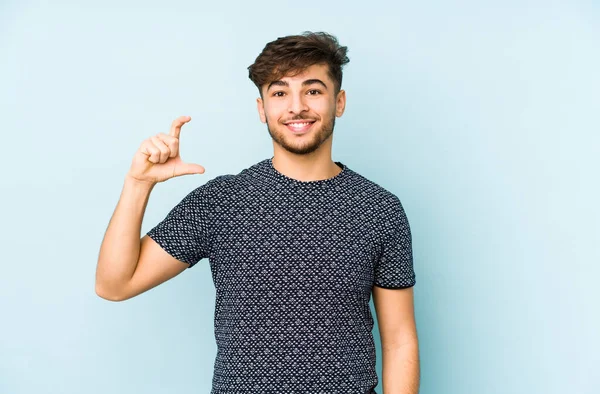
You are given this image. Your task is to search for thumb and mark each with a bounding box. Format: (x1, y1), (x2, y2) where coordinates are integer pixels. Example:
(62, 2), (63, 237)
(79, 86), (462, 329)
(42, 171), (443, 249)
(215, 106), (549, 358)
(173, 162), (206, 177)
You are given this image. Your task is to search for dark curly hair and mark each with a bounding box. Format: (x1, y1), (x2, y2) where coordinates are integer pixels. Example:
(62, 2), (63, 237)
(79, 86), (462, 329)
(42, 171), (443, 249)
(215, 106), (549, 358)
(248, 31), (350, 97)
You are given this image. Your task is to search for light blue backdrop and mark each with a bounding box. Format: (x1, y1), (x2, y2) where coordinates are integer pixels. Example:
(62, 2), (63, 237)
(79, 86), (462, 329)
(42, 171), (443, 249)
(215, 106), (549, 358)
(1, 1), (598, 393)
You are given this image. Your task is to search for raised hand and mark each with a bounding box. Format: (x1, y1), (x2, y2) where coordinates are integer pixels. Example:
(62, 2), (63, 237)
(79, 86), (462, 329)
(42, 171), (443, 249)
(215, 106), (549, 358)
(126, 116), (205, 185)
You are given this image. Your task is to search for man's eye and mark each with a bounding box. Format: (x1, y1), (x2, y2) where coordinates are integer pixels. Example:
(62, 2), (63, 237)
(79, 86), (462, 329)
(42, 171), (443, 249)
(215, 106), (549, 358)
(272, 91), (285, 97)
(307, 90), (321, 95)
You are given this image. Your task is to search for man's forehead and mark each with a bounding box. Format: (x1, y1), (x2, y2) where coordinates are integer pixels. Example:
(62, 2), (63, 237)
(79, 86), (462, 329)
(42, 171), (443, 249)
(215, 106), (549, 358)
(261, 63), (333, 94)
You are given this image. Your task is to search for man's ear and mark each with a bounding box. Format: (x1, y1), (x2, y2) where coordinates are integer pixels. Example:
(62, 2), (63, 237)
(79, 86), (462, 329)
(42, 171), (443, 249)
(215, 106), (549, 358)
(257, 97), (267, 123)
(335, 89), (346, 117)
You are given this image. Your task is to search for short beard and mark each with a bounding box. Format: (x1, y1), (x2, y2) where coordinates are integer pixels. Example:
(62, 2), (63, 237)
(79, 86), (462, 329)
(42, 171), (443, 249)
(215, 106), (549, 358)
(266, 113), (336, 155)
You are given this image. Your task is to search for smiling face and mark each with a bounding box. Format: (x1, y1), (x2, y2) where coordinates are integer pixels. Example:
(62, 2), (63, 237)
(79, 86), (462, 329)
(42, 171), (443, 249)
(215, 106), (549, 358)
(256, 63), (346, 155)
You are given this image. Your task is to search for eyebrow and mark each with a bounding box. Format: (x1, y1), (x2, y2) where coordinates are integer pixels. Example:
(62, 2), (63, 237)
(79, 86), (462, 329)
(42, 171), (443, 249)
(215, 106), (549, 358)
(266, 78), (329, 92)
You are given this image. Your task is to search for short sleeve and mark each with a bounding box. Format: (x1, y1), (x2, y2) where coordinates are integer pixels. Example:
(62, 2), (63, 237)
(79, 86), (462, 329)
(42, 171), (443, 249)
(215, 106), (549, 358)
(146, 181), (214, 268)
(374, 195), (416, 289)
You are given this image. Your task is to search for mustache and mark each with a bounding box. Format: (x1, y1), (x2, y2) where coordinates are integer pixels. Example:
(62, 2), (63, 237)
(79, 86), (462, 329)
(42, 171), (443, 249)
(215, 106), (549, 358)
(282, 116), (318, 123)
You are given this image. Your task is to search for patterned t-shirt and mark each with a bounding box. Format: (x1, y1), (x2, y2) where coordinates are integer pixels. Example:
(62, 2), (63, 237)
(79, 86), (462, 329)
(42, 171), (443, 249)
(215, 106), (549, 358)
(147, 157), (415, 394)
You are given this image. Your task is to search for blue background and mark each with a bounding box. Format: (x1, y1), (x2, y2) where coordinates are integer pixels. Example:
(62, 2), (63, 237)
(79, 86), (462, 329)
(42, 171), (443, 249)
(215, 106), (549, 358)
(1, 1), (598, 393)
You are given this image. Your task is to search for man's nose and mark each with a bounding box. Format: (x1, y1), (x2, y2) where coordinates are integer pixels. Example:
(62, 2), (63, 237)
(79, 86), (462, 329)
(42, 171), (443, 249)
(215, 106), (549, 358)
(288, 94), (309, 114)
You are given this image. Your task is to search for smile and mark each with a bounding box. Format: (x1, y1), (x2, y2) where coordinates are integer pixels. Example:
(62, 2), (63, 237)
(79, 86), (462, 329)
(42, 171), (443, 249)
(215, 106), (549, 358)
(285, 121), (315, 134)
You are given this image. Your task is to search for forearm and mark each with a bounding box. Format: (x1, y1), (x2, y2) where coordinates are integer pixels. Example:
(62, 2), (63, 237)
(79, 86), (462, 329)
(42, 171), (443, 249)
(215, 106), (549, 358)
(381, 341), (420, 394)
(95, 176), (155, 297)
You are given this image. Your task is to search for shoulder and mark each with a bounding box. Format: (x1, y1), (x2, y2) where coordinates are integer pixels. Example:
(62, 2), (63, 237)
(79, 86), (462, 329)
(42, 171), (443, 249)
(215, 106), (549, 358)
(192, 160), (263, 195)
(346, 168), (405, 213)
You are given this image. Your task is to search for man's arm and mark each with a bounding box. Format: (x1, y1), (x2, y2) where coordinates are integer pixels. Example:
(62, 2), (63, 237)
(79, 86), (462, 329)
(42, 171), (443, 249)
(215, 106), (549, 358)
(372, 285), (420, 394)
(95, 177), (188, 301)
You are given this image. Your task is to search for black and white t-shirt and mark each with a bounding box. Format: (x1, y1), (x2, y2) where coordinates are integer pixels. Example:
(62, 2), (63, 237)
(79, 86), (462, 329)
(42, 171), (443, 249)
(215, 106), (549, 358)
(147, 157), (416, 394)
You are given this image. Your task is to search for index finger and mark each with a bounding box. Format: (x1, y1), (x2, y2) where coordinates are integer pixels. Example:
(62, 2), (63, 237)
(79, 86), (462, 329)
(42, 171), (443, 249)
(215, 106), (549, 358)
(169, 115), (192, 139)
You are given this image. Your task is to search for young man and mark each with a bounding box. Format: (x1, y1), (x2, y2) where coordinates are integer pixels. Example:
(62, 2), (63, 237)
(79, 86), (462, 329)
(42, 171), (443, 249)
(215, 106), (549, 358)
(96, 32), (419, 394)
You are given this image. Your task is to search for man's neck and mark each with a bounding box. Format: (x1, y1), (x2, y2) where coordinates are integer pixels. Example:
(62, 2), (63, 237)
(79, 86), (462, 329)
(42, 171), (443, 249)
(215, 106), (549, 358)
(271, 154), (341, 182)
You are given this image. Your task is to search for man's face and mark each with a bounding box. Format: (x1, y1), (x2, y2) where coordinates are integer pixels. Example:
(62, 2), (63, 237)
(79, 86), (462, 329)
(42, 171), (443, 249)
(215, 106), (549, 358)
(256, 63), (346, 155)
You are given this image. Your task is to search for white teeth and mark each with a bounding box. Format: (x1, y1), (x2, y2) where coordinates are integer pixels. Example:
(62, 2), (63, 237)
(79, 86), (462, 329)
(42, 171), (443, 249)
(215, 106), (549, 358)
(289, 122), (310, 128)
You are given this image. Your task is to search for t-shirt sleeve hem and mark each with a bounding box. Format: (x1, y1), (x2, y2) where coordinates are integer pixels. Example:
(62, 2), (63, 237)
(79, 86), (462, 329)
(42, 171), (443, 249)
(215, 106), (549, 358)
(372, 279), (416, 289)
(146, 231), (197, 268)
